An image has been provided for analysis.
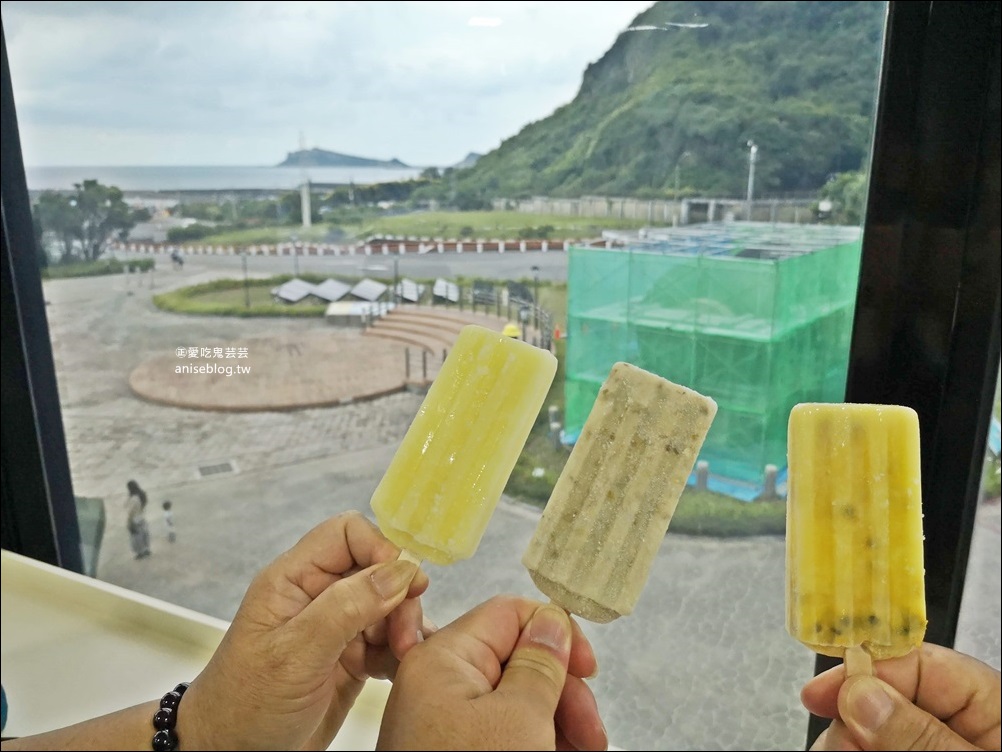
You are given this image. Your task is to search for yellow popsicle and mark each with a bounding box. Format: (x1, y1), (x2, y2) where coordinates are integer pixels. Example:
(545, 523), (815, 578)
(370, 325), (557, 565)
(522, 362), (717, 622)
(786, 403), (926, 664)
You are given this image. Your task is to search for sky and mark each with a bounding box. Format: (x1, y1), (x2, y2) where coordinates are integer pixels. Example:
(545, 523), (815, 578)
(2, 1), (656, 168)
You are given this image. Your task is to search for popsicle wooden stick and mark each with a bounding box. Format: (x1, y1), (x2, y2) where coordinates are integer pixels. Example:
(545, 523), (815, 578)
(396, 549), (423, 566)
(844, 645), (874, 677)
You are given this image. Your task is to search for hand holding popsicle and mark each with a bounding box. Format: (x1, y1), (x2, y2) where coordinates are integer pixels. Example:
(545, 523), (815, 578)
(377, 595), (607, 752)
(523, 362), (717, 623)
(786, 403), (927, 678)
(371, 325), (557, 566)
(2, 512), (430, 752)
(801, 642), (1001, 751)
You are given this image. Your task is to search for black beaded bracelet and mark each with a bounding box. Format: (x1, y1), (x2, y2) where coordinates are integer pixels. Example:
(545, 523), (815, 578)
(151, 682), (189, 751)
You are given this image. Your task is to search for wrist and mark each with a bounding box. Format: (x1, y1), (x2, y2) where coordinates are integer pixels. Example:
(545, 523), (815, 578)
(170, 679), (215, 751)
(150, 683), (190, 751)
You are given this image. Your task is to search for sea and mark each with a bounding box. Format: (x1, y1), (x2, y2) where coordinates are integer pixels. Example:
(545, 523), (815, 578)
(24, 165), (425, 193)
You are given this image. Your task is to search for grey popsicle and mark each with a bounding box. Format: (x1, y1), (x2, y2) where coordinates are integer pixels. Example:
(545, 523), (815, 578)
(522, 362), (717, 623)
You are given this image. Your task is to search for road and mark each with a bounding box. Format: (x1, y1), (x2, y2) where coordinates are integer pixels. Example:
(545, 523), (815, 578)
(118, 245), (572, 284)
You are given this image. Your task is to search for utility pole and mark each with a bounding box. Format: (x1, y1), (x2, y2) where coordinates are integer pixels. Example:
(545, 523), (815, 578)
(746, 141), (758, 221)
(674, 151), (690, 225)
(531, 265), (540, 330)
(393, 257), (399, 305)
(241, 251), (250, 308)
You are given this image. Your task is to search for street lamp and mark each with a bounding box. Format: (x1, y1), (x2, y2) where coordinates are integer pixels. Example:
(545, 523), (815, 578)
(531, 264), (540, 329)
(393, 257), (400, 305)
(673, 151), (691, 198)
(241, 250), (250, 308)
(746, 140), (758, 221)
(519, 305), (530, 342)
(673, 151), (692, 226)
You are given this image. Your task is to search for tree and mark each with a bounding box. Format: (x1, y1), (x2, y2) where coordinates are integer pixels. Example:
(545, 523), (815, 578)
(32, 180), (138, 262)
(33, 191), (82, 261)
(32, 212), (49, 269)
(74, 180), (137, 260)
(818, 169), (868, 225)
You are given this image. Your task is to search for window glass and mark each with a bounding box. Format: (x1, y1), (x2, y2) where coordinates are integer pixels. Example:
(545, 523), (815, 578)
(955, 368), (1002, 670)
(6, 2), (996, 750)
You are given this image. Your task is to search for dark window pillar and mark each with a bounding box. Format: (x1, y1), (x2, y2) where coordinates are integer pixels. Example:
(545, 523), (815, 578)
(806, 1), (1002, 747)
(1, 25), (83, 573)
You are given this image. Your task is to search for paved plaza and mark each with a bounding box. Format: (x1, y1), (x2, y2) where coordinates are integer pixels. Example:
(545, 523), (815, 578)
(41, 256), (1001, 751)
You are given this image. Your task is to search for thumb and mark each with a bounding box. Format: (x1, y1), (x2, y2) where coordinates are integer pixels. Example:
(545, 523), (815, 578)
(295, 559), (418, 659)
(838, 675), (981, 751)
(497, 604), (572, 715)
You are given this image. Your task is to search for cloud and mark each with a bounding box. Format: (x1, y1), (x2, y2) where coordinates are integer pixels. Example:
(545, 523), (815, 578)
(3, 0), (656, 166)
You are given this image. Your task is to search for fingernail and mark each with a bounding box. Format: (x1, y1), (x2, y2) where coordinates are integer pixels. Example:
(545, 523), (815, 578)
(370, 560), (417, 599)
(528, 605), (571, 652)
(847, 677), (894, 731)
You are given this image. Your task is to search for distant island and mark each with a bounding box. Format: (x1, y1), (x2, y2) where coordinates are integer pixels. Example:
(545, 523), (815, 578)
(278, 148), (410, 169)
(452, 152), (482, 169)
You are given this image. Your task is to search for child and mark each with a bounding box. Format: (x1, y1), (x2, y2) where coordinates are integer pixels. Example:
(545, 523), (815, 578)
(126, 480), (151, 559)
(162, 499), (176, 543)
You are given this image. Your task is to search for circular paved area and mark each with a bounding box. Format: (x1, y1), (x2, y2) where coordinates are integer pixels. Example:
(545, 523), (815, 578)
(129, 329), (407, 410)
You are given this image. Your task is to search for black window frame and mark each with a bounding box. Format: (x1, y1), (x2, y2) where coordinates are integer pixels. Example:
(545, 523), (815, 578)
(1, 25), (82, 573)
(807, 0), (1001, 746)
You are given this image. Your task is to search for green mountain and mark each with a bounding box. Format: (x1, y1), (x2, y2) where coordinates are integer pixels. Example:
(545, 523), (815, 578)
(278, 148), (409, 169)
(452, 0), (886, 199)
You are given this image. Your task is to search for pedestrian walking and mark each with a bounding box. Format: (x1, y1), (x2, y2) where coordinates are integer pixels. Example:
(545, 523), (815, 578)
(125, 479), (151, 559)
(162, 499), (176, 543)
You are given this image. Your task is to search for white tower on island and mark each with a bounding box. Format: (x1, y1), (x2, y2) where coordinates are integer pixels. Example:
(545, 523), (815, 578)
(300, 180), (312, 229)
(298, 131), (312, 229)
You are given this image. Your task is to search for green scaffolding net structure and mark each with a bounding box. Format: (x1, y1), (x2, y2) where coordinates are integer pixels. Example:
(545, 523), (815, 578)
(565, 222), (862, 491)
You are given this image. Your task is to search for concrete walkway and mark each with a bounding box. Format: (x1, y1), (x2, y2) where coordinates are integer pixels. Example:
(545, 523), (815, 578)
(127, 299), (540, 411)
(40, 259), (1000, 751)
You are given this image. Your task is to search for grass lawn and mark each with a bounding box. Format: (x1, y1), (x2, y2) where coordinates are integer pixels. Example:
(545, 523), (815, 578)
(182, 225), (333, 246)
(537, 284), (568, 331)
(353, 210), (647, 240)
(43, 257), (155, 279)
(672, 490), (787, 537)
(192, 285), (288, 308)
(153, 277), (328, 317)
(188, 210), (647, 247)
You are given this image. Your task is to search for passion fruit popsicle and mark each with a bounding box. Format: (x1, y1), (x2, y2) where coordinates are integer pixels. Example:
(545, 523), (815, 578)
(786, 403), (926, 672)
(371, 325), (556, 566)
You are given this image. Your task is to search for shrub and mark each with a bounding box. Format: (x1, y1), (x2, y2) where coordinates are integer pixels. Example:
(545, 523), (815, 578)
(43, 258), (155, 279)
(167, 223), (218, 242)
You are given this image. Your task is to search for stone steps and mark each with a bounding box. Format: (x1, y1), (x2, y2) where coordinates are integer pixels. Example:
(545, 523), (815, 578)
(363, 305), (544, 388)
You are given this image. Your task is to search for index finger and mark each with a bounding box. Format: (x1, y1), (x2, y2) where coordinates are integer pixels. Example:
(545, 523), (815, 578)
(276, 511), (430, 600)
